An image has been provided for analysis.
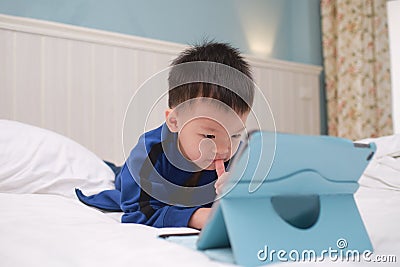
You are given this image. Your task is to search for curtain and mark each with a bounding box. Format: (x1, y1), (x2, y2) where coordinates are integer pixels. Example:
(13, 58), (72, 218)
(321, 0), (393, 140)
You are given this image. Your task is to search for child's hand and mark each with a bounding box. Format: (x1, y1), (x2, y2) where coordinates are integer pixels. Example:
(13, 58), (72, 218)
(188, 208), (211, 229)
(214, 160), (229, 195)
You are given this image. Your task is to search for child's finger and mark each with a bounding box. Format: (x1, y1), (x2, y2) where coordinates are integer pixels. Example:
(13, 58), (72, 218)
(215, 159), (226, 177)
(215, 171), (230, 195)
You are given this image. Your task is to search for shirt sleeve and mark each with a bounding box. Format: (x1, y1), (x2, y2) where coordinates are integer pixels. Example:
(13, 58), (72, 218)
(118, 131), (203, 228)
(118, 163), (201, 228)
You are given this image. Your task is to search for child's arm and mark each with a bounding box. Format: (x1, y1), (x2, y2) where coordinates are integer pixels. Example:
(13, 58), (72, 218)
(188, 162), (230, 229)
(188, 160), (226, 229)
(118, 163), (202, 228)
(188, 207), (211, 229)
(117, 130), (211, 228)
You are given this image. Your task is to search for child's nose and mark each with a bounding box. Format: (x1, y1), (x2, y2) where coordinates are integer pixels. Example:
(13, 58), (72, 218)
(216, 145), (230, 158)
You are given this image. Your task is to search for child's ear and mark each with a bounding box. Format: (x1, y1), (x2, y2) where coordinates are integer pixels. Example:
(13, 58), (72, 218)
(165, 108), (179, 132)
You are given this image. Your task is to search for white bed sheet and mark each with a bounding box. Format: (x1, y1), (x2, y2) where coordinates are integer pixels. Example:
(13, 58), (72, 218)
(0, 193), (230, 267)
(1, 132), (399, 266)
(1, 183), (399, 267)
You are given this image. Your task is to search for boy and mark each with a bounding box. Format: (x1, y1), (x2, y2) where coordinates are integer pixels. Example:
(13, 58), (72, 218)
(76, 41), (254, 229)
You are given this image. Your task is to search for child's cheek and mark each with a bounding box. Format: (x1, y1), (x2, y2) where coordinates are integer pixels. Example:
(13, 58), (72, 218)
(231, 140), (241, 156)
(198, 138), (216, 159)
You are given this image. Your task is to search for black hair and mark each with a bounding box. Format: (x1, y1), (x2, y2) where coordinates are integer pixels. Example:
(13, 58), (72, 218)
(168, 41), (254, 115)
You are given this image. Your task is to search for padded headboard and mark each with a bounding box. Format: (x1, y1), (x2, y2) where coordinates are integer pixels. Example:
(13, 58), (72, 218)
(0, 14), (322, 164)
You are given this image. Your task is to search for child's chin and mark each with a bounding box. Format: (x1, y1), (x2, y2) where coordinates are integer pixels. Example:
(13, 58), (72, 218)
(203, 161), (217, 171)
(204, 165), (216, 171)
(193, 159), (223, 171)
(192, 160), (216, 171)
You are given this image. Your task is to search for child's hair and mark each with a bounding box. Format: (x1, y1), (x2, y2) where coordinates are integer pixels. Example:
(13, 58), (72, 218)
(168, 41), (254, 115)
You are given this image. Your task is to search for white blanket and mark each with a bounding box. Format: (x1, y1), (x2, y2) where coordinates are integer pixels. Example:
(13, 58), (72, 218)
(1, 185), (399, 267)
(0, 193), (227, 267)
(1, 123), (399, 266)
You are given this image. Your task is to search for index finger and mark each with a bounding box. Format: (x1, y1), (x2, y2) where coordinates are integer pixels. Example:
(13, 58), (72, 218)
(215, 159), (226, 177)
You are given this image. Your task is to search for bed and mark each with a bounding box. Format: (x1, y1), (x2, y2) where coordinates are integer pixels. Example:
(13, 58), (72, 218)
(1, 14), (399, 266)
(0, 119), (399, 267)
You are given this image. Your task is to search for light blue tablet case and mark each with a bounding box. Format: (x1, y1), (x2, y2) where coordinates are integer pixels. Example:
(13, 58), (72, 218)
(197, 131), (375, 266)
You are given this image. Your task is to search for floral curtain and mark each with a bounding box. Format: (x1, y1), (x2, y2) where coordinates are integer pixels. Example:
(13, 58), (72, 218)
(321, 0), (393, 140)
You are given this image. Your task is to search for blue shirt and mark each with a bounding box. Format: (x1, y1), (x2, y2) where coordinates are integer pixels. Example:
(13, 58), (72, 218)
(76, 124), (223, 228)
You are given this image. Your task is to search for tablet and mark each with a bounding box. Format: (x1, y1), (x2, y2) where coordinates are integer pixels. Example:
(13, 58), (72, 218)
(196, 130), (375, 265)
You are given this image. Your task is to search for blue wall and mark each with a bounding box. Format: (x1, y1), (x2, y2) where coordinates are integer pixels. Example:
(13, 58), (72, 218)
(0, 0), (326, 132)
(0, 0), (323, 65)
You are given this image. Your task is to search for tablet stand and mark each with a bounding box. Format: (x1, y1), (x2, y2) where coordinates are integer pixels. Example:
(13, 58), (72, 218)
(198, 131), (375, 266)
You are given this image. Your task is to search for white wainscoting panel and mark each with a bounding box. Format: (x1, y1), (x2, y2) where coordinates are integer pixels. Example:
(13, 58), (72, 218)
(0, 14), (322, 164)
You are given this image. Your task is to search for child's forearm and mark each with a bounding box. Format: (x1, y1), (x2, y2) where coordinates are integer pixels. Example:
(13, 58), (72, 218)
(188, 207), (211, 229)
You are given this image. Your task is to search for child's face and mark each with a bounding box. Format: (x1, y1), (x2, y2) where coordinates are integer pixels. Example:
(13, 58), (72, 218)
(165, 100), (249, 170)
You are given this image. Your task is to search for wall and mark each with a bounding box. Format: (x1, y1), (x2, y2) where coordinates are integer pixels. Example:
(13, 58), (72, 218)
(0, 0), (326, 133)
(0, 0), (323, 64)
(0, 15), (322, 163)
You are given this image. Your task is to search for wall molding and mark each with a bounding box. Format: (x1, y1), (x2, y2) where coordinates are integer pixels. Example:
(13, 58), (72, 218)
(0, 14), (322, 75)
(0, 13), (322, 163)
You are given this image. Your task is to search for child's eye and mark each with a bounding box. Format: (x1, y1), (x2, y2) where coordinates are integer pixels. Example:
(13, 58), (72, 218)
(203, 134), (215, 139)
(231, 134), (242, 138)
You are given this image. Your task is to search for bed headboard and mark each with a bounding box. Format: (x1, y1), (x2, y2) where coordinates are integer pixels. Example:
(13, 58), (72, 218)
(0, 14), (322, 165)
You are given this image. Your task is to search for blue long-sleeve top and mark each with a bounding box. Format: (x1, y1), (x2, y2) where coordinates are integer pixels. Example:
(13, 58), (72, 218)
(76, 123), (224, 228)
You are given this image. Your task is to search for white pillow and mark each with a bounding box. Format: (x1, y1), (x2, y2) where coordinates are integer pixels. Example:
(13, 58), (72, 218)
(0, 120), (115, 198)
